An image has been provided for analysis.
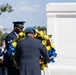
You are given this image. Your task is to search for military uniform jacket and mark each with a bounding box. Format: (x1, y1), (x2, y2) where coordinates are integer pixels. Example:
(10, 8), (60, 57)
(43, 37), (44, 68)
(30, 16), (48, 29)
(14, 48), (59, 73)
(15, 36), (49, 75)
(4, 30), (17, 67)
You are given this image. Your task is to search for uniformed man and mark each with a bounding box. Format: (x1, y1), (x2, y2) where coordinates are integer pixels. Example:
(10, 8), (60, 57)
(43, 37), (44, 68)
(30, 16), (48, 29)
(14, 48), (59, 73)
(15, 27), (50, 75)
(4, 21), (25, 75)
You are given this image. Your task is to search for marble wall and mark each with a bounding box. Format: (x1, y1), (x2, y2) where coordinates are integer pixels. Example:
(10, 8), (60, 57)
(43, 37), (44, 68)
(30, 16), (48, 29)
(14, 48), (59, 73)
(45, 3), (76, 75)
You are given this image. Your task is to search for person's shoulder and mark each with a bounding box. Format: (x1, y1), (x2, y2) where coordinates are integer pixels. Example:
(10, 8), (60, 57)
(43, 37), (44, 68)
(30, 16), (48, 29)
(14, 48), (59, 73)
(6, 31), (14, 38)
(34, 38), (41, 42)
(5, 31), (14, 41)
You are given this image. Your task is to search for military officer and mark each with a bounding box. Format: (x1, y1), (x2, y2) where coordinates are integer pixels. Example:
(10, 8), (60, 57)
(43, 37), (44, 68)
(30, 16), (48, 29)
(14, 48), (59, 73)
(4, 21), (25, 75)
(15, 27), (50, 75)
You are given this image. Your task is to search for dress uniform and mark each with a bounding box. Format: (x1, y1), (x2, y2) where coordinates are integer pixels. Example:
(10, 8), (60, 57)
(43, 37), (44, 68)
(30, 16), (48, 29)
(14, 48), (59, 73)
(15, 27), (50, 75)
(4, 21), (25, 75)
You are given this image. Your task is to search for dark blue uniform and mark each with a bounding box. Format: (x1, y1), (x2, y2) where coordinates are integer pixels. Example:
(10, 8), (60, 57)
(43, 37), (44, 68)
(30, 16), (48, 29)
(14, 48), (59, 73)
(15, 36), (49, 75)
(4, 31), (19, 75)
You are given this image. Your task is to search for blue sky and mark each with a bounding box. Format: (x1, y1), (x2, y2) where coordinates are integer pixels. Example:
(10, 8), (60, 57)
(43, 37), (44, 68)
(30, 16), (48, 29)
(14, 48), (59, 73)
(0, 0), (76, 29)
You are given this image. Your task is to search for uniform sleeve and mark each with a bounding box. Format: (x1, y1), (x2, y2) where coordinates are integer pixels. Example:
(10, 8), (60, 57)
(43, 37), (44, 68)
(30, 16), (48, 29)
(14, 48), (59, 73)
(39, 40), (50, 62)
(5, 35), (12, 50)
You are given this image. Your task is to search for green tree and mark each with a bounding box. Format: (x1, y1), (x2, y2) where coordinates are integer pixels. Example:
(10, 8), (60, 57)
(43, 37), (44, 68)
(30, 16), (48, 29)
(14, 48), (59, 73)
(0, 30), (4, 45)
(0, 3), (13, 15)
(37, 26), (47, 31)
(33, 26), (47, 32)
(0, 30), (3, 38)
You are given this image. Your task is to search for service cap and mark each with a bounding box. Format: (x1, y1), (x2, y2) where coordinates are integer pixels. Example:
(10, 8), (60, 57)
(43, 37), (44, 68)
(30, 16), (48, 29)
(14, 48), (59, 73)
(12, 21), (25, 28)
(25, 27), (36, 34)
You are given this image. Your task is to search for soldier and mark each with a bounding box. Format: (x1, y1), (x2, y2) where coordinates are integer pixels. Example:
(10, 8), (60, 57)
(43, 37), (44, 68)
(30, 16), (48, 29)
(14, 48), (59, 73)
(15, 27), (50, 75)
(4, 21), (25, 75)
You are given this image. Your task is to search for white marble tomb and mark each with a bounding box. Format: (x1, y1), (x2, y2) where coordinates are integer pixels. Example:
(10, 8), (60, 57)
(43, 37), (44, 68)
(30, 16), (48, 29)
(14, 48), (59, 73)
(45, 3), (76, 75)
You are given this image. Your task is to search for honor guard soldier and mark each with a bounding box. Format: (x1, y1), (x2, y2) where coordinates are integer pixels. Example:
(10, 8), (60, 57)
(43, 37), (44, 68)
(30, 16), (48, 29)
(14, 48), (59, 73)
(4, 21), (25, 75)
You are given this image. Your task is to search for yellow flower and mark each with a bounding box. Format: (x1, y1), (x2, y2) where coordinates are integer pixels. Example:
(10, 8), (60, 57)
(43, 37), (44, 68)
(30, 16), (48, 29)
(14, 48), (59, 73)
(43, 30), (46, 35)
(19, 32), (24, 36)
(46, 46), (51, 50)
(45, 64), (48, 67)
(44, 35), (49, 39)
(41, 64), (46, 70)
(23, 33), (26, 37)
(34, 33), (37, 37)
(38, 31), (44, 36)
(51, 42), (54, 48)
(42, 40), (46, 46)
(12, 42), (17, 47)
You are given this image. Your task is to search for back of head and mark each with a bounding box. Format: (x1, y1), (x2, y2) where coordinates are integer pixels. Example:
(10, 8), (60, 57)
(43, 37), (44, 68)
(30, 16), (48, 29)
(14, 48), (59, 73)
(25, 27), (36, 36)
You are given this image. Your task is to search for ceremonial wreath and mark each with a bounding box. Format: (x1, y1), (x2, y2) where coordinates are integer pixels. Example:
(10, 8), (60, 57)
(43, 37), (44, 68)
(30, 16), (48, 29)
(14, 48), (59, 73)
(7, 28), (57, 70)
